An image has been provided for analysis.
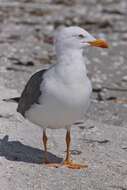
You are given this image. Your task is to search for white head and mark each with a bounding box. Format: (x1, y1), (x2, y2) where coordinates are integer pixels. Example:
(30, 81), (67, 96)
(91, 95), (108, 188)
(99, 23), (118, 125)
(55, 26), (108, 53)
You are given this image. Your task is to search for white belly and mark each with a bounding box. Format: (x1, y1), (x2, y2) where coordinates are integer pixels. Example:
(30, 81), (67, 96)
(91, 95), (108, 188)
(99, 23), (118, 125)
(25, 77), (92, 129)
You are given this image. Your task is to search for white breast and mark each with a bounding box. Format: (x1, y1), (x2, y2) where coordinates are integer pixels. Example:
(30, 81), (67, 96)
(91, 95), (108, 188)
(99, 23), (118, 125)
(25, 70), (92, 129)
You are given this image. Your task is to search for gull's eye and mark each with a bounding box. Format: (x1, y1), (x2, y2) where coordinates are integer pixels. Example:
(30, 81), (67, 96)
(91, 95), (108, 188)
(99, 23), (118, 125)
(78, 34), (84, 38)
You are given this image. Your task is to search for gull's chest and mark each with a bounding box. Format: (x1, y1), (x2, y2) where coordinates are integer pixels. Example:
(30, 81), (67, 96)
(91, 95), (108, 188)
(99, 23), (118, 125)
(26, 68), (92, 128)
(26, 77), (92, 129)
(40, 76), (92, 109)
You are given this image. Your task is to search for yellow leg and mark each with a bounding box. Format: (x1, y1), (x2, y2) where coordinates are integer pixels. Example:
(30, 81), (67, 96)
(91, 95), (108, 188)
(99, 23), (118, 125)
(63, 129), (88, 169)
(64, 129), (71, 162)
(43, 129), (48, 163)
(42, 129), (88, 169)
(42, 129), (62, 167)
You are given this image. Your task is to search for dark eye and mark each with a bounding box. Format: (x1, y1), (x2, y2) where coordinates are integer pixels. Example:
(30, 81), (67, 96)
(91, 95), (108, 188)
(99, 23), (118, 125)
(78, 34), (84, 38)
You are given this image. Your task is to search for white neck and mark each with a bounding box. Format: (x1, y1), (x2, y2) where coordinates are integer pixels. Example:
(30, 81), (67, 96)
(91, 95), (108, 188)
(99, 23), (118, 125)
(57, 48), (87, 72)
(55, 48), (88, 84)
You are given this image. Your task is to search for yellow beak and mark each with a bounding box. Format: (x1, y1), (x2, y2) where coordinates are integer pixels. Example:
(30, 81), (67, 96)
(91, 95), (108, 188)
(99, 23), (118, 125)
(88, 39), (109, 48)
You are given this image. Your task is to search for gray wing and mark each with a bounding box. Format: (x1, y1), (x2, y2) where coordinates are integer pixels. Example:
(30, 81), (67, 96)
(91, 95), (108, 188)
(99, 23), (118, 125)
(17, 69), (47, 117)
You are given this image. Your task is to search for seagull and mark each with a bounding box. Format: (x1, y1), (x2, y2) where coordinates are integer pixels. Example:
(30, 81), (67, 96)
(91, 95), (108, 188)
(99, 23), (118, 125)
(17, 26), (108, 169)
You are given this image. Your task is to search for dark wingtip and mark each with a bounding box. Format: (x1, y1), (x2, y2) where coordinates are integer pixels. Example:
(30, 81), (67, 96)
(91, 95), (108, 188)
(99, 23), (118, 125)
(3, 97), (20, 103)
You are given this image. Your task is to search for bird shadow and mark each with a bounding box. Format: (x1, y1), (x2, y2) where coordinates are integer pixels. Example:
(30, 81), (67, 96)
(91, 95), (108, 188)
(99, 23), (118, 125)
(0, 135), (62, 164)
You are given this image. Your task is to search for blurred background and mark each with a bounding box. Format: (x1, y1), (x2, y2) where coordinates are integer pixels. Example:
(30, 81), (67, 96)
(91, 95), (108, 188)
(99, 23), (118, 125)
(0, 0), (127, 123)
(0, 1), (127, 189)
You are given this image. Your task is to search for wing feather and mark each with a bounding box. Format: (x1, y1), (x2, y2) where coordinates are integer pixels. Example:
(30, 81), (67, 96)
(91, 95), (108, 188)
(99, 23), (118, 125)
(17, 69), (47, 117)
